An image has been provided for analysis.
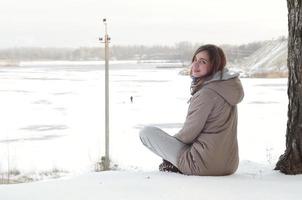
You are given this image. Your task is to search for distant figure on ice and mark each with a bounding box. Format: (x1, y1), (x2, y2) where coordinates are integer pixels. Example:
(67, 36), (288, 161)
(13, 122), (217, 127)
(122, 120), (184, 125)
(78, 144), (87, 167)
(139, 44), (244, 176)
(130, 96), (133, 103)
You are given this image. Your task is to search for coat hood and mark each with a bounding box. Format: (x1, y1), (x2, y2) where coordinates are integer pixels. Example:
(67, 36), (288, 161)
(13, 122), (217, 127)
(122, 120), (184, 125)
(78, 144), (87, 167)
(202, 69), (244, 106)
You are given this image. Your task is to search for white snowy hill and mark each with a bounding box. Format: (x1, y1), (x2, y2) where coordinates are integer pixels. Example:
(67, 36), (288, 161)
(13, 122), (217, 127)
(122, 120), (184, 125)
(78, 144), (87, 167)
(234, 37), (288, 77)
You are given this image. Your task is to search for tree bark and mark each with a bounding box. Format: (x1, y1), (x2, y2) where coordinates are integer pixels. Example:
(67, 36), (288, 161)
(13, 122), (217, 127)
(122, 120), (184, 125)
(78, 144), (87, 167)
(275, 0), (302, 174)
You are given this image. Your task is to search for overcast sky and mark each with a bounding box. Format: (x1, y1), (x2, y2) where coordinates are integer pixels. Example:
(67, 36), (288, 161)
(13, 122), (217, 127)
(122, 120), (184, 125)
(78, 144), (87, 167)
(0, 0), (287, 48)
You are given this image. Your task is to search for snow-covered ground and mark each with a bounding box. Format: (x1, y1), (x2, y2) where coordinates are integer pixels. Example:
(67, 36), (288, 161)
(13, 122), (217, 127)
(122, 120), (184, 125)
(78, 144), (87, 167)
(0, 162), (301, 200)
(0, 61), (301, 200)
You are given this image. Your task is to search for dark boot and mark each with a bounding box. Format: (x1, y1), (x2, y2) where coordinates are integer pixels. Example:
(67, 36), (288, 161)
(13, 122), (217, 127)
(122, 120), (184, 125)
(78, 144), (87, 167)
(159, 160), (182, 174)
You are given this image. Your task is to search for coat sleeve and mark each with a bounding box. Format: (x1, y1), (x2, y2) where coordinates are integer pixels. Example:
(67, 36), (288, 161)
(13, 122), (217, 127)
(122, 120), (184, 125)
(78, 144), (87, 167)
(174, 89), (216, 144)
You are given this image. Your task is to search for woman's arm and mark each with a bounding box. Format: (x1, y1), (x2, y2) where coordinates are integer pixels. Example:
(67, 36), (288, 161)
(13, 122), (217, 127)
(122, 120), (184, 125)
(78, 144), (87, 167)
(174, 89), (216, 144)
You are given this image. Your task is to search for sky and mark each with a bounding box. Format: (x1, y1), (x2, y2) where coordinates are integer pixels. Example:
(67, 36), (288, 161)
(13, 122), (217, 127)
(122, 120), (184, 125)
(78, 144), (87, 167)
(0, 0), (287, 48)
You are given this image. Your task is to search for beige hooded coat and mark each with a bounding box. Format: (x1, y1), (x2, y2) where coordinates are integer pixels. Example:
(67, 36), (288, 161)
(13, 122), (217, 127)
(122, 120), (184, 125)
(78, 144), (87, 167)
(175, 69), (244, 176)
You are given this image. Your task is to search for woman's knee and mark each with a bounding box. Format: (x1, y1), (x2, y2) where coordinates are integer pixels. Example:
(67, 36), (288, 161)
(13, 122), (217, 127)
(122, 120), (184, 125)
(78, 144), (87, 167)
(139, 126), (158, 139)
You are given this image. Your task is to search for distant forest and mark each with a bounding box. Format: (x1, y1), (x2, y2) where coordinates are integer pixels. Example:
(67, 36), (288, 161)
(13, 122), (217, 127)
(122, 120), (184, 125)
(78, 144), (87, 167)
(0, 39), (284, 64)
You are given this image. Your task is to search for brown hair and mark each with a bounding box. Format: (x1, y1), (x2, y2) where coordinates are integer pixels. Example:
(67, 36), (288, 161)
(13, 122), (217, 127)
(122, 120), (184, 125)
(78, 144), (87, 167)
(190, 44), (226, 77)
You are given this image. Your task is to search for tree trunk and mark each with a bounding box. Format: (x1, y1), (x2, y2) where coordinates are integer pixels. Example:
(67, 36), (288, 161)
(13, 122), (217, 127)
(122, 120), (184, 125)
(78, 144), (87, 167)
(275, 0), (302, 174)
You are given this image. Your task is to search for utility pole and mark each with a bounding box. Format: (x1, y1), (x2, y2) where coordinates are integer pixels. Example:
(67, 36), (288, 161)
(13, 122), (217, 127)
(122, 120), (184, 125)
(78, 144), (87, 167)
(99, 18), (110, 170)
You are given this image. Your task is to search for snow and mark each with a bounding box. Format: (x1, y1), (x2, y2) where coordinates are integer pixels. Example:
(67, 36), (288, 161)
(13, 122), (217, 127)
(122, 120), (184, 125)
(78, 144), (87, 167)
(0, 162), (302, 200)
(0, 62), (301, 199)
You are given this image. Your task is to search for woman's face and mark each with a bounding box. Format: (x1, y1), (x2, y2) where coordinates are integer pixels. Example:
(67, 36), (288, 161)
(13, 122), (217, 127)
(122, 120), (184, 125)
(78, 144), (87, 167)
(191, 51), (211, 78)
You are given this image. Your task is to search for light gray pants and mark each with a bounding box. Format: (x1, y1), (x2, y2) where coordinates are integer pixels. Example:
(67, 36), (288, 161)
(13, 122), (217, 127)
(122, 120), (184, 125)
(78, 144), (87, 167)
(139, 126), (188, 167)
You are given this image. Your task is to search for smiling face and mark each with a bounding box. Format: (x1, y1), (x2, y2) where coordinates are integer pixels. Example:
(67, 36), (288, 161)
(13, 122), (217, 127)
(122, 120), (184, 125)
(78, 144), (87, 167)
(191, 51), (211, 78)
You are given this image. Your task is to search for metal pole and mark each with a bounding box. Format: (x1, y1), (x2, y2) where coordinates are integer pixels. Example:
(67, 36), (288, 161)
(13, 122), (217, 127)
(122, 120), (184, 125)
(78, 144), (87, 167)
(99, 18), (110, 170)
(104, 19), (110, 170)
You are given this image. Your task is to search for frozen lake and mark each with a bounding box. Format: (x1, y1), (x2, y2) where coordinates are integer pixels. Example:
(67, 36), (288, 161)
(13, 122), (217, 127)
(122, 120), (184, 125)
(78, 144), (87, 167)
(0, 61), (288, 174)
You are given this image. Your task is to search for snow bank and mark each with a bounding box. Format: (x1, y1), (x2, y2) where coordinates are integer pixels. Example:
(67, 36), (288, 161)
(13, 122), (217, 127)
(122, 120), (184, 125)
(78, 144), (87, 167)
(0, 161), (301, 200)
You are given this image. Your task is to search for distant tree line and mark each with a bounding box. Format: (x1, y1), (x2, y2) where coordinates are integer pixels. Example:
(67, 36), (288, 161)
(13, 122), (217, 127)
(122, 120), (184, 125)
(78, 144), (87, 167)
(0, 38), (286, 64)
